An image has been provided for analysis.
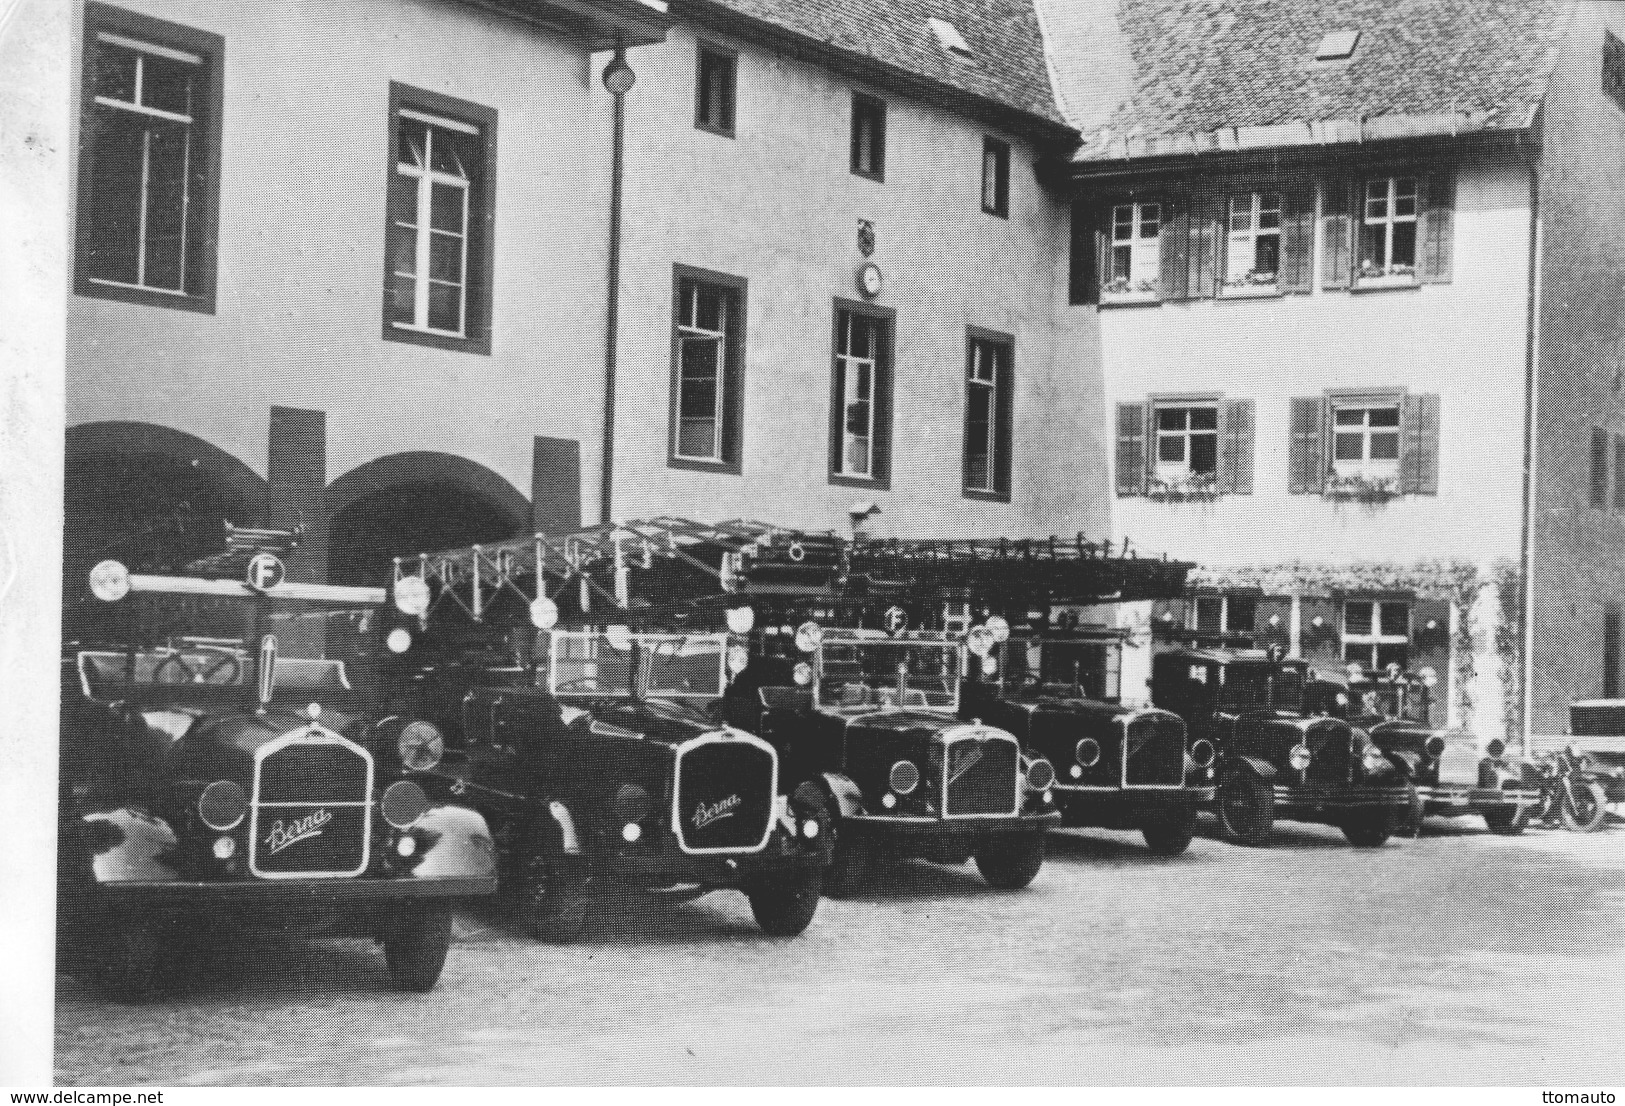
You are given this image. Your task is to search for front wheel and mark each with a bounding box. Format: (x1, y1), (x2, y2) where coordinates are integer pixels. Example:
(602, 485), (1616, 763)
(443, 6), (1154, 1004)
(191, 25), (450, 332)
(382, 904), (453, 992)
(1483, 803), (1530, 836)
(823, 808), (870, 898)
(514, 861), (591, 943)
(96, 922), (166, 1003)
(1341, 789), (1412, 848)
(747, 868), (823, 937)
(1563, 780), (1610, 833)
(1141, 801), (1197, 856)
(973, 832), (1046, 890)
(1217, 768), (1274, 846)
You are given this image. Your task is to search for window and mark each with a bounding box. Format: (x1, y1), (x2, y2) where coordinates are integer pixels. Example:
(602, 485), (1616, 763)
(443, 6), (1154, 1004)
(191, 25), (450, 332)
(1107, 202), (1161, 299)
(830, 302), (894, 486)
(1154, 404), (1218, 483)
(74, 4), (223, 312)
(1343, 600), (1410, 670)
(1191, 595), (1256, 634)
(851, 94), (886, 181)
(1223, 192), (1281, 293)
(695, 44), (736, 136)
(384, 84), (495, 354)
(669, 267), (746, 472)
(1332, 402), (1402, 479)
(963, 330), (1013, 500)
(1359, 177), (1419, 282)
(1593, 428), (1611, 509)
(981, 137), (1009, 217)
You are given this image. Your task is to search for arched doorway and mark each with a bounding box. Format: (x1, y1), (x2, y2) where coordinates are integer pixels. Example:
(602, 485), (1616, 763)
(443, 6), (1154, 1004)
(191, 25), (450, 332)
(325, 452), (529, 587)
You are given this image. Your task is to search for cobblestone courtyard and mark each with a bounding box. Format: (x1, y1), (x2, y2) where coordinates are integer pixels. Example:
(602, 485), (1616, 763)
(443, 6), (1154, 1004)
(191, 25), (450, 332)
(55, 818), (1625, 1086)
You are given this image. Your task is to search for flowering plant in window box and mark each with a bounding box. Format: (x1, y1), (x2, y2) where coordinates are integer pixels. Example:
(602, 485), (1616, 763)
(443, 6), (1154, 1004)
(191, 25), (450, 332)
(1324, 472), (1402, 502)
(1220, 269), (1280, 298)
(1148, 472), (1220, 501)
(1356, 260), (1417, 286)
(1102, 276), (1160, 302)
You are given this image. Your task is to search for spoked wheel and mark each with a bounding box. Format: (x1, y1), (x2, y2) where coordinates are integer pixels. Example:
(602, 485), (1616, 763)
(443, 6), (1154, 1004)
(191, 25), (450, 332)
(747, 868), (823, 937)
(382, 904), (453, 992)
(823, 807), (870, 898)
(1216, 768), (1274, 846)
(973, 832), (1046, 890)
(1141, 800), (1197, 856)
(1563, 780), (1610, 833)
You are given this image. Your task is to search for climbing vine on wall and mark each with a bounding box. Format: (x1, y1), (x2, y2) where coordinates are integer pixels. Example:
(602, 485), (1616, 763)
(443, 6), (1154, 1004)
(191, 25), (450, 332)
(1493, 558), (1524, 744)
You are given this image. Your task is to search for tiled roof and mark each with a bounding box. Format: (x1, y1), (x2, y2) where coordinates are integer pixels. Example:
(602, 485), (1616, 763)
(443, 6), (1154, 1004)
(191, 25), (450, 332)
(678, 0), (1072, 130)
(1036, 0), (1573, 162)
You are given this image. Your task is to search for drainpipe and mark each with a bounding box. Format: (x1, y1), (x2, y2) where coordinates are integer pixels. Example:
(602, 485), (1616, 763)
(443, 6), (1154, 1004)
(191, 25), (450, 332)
(599, 47), (636, 524)
(1519, 152), (1542, 756)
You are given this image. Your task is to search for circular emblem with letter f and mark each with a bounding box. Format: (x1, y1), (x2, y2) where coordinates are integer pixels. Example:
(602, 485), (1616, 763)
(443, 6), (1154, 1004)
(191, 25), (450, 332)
(246, 553), (286, 592)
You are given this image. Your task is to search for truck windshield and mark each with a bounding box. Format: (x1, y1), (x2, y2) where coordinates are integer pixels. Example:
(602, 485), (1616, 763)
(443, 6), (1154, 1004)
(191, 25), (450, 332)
(816, 636), (960, 712)
(1217, 663), (1305, 713)
(547, 631), (726, 698)
(1004, 636), (1121, 700)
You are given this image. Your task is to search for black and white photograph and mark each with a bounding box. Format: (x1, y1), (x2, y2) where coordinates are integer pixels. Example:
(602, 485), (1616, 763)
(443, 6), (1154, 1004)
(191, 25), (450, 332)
(5, 0), (1625, 1092)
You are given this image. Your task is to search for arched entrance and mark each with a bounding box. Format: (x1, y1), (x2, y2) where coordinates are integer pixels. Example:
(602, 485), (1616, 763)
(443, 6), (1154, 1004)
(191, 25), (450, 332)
(63, 422), (268, 589)
(325, 452), (529, 587)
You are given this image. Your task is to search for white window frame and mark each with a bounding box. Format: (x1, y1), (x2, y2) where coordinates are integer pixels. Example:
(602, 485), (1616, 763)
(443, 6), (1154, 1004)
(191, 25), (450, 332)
(392, 108), (476, 339)
(836, 311), (877, 480)
(1105, 202), (1161, 301)
(1342, 600), (1410, 669)
(1358, 176), (1419, 285)
(87, 31), (202, 296)
(1153, 402), (1219, 483)
(675, 280), (728, 463)
(965, 340), (1000, 493)
(1222, 191), (1281, 296)
(1330, 401), (1402, 481)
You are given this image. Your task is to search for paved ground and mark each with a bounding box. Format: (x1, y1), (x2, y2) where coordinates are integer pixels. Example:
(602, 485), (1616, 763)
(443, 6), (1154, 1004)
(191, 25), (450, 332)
(55, 816), (1625, 1086)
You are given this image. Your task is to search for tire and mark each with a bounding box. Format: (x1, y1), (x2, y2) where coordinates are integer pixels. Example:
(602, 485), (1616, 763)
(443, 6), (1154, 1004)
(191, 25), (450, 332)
(382, 904), (453, 992)
(1341, 815), (1393, 848)
(1141, 801), (1197, 856)
(1482, 803), (1530, 836)
(823, 807), (869, 898)
(515, 860), (590, 943)
(1563, 780), (1610, 833)
(1396, 787), (1426, 839)
(973, 832), (1046, 890)
(747, 868), (823, 937)
(96, 922), (165, 1003)
(1217, 767), (1274, 846)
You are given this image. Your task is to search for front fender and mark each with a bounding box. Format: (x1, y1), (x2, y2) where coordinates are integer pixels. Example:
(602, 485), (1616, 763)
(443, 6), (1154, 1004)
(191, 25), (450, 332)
(1386, 750), (1423, 779)
(74, 808), (183, 885)
(409, 804), (498, 879)
(1231, 755), (1278, 782)
(821, 772), (867, 819)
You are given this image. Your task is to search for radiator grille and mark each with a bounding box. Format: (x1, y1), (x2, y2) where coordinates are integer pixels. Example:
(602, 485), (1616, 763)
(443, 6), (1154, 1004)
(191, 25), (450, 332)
(250, 731), (372, 878)
(1124, 713), (1186, 787)
(672, 736), (776, 854)
(943, 733), (1020, 817)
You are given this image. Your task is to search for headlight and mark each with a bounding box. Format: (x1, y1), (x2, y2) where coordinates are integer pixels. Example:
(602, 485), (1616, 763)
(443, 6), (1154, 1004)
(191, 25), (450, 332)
(1418, 666), (1438, 688)
(889, 760), (920, 795)
(89, 559), (131, 603)
(614, 782), (653, 823)
(381, 780), (430, 829)
(793, 662), (813, 686)
(398, 721), (444, 771)
(981, 654), (998, 676)
(1075, 737), (1101, 768)
(198, 780), (247, 831)
(1188, 739), (1215, 769)
(393, 575), (430, 617)
(386, 627), (413, 654)
(1024, 757), (1056, 791)
(726, 606), (755, 634)
(530, 596), (559, 630)
(1289, 745), (1312, 771)
(986, 615), (1011, 643)
(1424, 736), (1447, 759)
(1485, 738), (1507, 759)
(727, 645), (750, 674)
(1361, 746), (1388, 774)
(965, 626), (996, 657)
(795, 621), (823, 653)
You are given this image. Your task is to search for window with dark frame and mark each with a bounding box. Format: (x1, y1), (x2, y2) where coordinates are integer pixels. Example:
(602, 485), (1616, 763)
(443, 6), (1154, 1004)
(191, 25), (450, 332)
(1593, 427), (1611, 509)
(851, 93), (886, 181)
(695, 45), (736, 136)
(1191, 595), (1256, 635)
(1343, 599), (1411, 670)
(75, 4), (223, 313)
(669, 267), (745, 472)
(830, 302), (893, 486)
(981, 137), (1009, 217)
(384, 84), (496, 354)
(964, 330), (1012, 500)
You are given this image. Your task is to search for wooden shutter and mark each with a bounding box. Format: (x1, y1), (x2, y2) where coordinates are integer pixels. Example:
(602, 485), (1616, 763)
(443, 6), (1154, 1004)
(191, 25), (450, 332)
(1115, 402), (1147, 496)
(1159, 196), (1190, 301)
(1279, 185), (1316, 294)
(1069, 199), (1102, 305)
(1614, 434), (1625, 510)
(1401, 393), (1441, 496)
(1592, 428), (1610, 508)
(1321, 178), (1353, 290)
(1220, 398), (1255, 495)
(873, 314), (894, 485)
(1289, 397), (1325, 494)
(1419, 169), (1455, 284)
(1186, 195), (1221, 300)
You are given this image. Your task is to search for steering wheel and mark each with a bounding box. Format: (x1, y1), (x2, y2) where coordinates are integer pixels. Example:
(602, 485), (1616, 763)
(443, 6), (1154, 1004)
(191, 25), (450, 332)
(153, 655), (196, 684)
(198, 654), (242, 684)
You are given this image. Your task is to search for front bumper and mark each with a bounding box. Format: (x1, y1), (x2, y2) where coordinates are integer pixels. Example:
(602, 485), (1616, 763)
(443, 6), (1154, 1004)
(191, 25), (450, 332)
(1272, 783), (1413, 815)
(1055, 788), (1208, 829)
(1417, 784), (1539, 815)
(596, 837), (826, 888)
(843, 810), (1061, 839)
(73, 874), (497, 910)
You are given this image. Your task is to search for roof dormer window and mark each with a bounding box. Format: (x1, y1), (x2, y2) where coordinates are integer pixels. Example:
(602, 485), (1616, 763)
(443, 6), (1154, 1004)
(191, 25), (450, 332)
(1315, 30), (1360, 61)
(928, 17), (971, 57)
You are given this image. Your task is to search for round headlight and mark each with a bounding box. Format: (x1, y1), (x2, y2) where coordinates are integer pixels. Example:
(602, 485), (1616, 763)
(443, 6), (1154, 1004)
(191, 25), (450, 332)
(614, 782), (653, 823)
(621, 822), (642, 843)
(1289, 745), (1312, 771)
(1024, 757), (1056, 791)
(1335, 692), (1350, 708)
(212, 836), (236, 860)
(393, 575), (430, 617)
(386, 627), (413, 654)
(981, 654), (998, 676)
(1424, 736), (1447, 759)
(1485, 737), (1507, 760)
(965, 626), (996, 658)
(1346, 662), (1364, 682)
(381, 780), (430, 829)
(1385, 662), (1402, 680)
(89, 559), (131, 603)
(726, 606), (756, 635)
(198, 780), (247, 831)
(890, 760), (920, 795)
(1361, 746), (1388, 773)
(1075, 737), (1101, 768)
(792, 662), (813, 686)
(605, 625), (634, 651)
(398, 721), (444, 771)
(795, 621), (823, 653)
(986, 615), (1011, 643)
(1418, 666), (1439, 688)
(727, 645), (750, 674)
(1188, 738), (1216, 769)
(530, 596), (559, 630)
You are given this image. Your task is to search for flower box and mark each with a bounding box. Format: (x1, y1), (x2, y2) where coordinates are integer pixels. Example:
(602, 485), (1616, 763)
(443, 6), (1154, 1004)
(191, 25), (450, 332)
(1323, 473), (1402, 502)
(1148, 473), (1221, 501)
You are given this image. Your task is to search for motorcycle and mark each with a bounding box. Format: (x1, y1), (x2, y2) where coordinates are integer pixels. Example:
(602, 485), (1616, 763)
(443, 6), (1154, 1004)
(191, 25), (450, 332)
(1532, 743), (1612, 833)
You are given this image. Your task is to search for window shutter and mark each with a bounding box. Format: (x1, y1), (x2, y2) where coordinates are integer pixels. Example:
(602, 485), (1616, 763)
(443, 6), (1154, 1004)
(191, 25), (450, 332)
(874, 318), (894, 484)
(1320, 178), (1353, 290)
(1069, 200), (1101, 305)
(1419, 169), (1455, 284)
(1221, 398), (1255, 495)
(1289, 397), (1325, 494)
(1187, 195), (1220, 299)
(1159, 196), (1190, 301)
(1614, 434), (1625, 510)
(1402, 393), (1442, 496)
(1115, 402), (1147, 496)
(1279, 185), (1316, 294)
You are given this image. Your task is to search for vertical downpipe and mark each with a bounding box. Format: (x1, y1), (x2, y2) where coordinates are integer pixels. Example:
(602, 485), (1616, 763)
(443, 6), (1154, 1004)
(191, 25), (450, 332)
(1520, 154), (1542, 756)
(600, 48), (634, 524)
